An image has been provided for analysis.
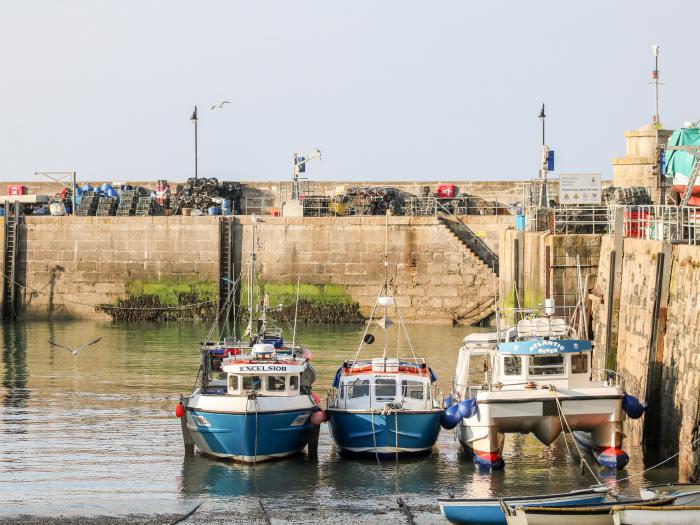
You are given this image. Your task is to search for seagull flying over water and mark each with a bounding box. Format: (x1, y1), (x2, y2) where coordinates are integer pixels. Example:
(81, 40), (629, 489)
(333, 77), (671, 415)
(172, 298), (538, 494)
(48, 337), (103, 356)
(211, 101), (231, 110)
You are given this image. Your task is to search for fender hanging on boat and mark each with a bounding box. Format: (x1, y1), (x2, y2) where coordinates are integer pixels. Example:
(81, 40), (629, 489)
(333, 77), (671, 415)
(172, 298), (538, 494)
(622, 393), (645, 419)
(441, 404), (461, 430)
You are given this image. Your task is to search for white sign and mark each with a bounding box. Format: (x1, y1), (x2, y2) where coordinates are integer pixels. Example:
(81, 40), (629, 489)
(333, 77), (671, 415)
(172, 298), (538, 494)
(559, 173), (602, 205)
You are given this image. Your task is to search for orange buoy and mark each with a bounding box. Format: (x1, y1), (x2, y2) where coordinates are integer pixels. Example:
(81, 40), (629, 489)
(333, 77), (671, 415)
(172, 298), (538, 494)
(310, 410), (326, 426)
(175, 402), (185, 418)
(310, 392), (322, 406)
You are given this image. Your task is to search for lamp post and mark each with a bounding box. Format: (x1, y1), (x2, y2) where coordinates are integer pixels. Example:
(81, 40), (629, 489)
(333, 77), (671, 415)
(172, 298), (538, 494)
(190, 106), (198, 180)
(651, 45), (661, 128)
(538, 104), (549, 207)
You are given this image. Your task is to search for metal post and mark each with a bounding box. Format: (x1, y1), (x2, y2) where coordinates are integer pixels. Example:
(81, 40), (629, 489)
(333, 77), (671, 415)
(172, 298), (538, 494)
(72, 171), (76, 216)
(190, 106), (198, 180)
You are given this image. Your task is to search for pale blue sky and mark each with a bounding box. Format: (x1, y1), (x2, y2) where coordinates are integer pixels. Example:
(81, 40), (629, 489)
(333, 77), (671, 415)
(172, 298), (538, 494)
(1, 1), (698, 183)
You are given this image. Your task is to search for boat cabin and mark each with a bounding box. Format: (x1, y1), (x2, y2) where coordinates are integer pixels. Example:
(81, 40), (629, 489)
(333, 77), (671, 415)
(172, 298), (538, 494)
(332, 358), (436, 410)
(454, 318), (594, 394)
(198, 343), (310, 397)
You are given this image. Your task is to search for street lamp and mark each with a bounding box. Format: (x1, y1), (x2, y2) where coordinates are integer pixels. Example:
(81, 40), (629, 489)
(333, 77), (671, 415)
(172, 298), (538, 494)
(190, 106), (198, 180)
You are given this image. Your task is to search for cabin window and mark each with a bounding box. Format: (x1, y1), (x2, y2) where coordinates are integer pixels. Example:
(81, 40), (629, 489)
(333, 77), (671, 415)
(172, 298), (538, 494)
(242, 375), (262, 391)
(401, 380), (424, 400)
(289, 375), (299, 391)
(267, 375), (286, 392)
(503, 356), (522, 376)
(375, 378), (396, 398)
(228, 375), (239, 392)
(528, 355), (565, 376)
(349, 380), (370, 398)
(571, 354), (588, 374)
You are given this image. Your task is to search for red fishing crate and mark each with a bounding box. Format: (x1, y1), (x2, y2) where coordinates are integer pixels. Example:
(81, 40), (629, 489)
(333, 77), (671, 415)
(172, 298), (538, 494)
(436, 184), (455, 198)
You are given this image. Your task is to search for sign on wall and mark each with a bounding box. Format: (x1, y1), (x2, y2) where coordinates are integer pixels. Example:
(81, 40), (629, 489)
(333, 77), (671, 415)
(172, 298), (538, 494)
(559, 173), (601, 205)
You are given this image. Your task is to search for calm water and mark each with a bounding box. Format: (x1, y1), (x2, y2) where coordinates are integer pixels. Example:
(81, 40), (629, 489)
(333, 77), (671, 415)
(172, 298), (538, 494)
(0, 321), (678, 518)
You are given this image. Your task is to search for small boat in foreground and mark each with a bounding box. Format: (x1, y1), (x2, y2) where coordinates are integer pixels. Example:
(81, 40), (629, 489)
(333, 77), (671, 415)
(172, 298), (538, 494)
(640, 483), (700, 506)
(612, 505), (700, 525)
(501, 497), (676, 525)
(438, 487), (609, 525)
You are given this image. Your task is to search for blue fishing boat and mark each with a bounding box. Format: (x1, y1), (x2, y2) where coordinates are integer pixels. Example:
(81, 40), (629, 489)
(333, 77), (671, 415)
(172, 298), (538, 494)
(177, 217), (323, 463)
(438, 487), (609, 525)
(326, 216), (443, 459)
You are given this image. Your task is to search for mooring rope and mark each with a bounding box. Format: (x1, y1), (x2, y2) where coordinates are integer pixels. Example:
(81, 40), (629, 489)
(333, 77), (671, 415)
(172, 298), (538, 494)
(550, 386), (602, 485)
(370, 410), (381, 465)
(615, 435), (700, 484)
(168, 502), (203, 525)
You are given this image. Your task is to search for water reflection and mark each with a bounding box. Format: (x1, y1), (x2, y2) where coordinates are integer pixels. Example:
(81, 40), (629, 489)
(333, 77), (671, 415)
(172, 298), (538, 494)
(2, 322), (30, 421)
(0, 320), (681, 517)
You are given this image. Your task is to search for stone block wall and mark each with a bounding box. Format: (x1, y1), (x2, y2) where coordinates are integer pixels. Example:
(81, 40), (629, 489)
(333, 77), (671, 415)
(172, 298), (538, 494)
(590, 235), (616, 372)
(17, 216), (221, 317)
(660, 245), (700, 479)
(614, 239), (663, 445)
(234, 216), (496, 324)
(11, 215), (495, 324)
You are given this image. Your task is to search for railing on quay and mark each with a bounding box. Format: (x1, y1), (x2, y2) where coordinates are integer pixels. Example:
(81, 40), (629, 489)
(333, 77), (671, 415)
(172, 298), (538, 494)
(526, 204), (700, 245)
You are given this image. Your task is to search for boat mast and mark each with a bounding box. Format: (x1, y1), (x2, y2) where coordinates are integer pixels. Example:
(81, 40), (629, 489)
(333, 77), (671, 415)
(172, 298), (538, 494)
(246, 215), (257, 343)
(383, 212), (389, 360)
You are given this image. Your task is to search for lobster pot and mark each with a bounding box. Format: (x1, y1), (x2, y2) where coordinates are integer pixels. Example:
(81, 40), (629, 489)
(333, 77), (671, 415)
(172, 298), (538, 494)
(50, 202), (67, 216)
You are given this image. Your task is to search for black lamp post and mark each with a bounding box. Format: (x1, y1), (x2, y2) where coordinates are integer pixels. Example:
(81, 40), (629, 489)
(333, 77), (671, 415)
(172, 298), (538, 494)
(190, 106), (198, 180)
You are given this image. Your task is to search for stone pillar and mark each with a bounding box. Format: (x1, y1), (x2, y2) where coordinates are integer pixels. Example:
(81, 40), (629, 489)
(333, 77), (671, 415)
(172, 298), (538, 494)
(611, 124), (673, 204)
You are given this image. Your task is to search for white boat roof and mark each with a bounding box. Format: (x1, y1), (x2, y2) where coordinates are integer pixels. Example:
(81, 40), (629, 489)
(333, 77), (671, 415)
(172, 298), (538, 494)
(463, 327), (515, 345)
(222, 361), (306, 374)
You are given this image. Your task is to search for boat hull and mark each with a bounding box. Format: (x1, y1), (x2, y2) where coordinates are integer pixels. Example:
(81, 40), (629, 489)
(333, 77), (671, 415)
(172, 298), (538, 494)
(186, 407), (316, 462)
(613, 506), (700, 525)
(458, 390), (625, 469)
(438, 490), (607, 525)
(327, 409), (442, 458)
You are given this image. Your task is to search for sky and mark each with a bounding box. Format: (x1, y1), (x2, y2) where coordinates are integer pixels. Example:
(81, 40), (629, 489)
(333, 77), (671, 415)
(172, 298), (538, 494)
(1, 1), (699, 183)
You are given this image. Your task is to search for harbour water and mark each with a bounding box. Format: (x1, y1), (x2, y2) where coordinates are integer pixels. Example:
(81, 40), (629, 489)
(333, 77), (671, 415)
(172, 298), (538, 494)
(0, 321), (678, 522)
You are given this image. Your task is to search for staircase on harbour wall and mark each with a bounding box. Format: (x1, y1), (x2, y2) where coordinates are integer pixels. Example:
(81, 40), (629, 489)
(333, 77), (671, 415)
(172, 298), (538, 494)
(437, 213), (500, 275)
(436, 213), (500, 324)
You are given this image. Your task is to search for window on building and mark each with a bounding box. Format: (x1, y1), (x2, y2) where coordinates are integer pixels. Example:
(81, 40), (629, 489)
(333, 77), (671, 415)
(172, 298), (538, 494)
(401, 380), (424, 400)
(503, 356), (523, 376)
(528, 355), (565, 376)
(349, 380), (370, 398)
(571, 354), (588, 374)
(267, 375), (286, 392)
(375, 378), (396, 398)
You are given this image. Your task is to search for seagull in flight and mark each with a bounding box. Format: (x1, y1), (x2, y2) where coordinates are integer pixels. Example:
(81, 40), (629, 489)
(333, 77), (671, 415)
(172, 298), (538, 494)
(48, 337), (103, 356)
(211, 101), (231, 110)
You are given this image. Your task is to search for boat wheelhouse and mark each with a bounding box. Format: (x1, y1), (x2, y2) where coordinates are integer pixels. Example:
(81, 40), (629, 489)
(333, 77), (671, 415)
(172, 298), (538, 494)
(450, 308), (642, 470)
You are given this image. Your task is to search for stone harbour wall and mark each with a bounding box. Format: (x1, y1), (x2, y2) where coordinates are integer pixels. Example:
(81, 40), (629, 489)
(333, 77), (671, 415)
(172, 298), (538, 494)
(5, 215), (497, 323)
(234, 216), (496, 324)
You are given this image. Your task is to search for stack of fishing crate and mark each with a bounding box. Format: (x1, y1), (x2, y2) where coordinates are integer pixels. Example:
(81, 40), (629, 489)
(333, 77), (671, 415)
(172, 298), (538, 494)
(95, 197), (119, 216)
(116, 190), (138, 216)
(76, 191), (99, 216)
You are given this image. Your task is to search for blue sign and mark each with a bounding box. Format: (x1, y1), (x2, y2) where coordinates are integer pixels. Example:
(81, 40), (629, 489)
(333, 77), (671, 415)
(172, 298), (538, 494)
(498, 339), (591, 355)
(547, 150), (555, 172)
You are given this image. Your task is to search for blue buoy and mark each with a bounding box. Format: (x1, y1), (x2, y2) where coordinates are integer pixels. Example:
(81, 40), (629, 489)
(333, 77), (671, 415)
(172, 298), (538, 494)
(622, 394), (645, 419)
(440, 404), (461, 430)
(208, 207), (221, 216)
(457, 399), (477, 419)
(443, 395), (454, 409)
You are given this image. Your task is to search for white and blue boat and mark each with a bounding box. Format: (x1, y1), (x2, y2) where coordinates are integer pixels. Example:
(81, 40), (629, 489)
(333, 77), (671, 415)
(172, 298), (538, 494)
(326, 217), (443, 459)
(177, 216), (323, 463)
(182, 341), (321, 462)
(448, 304), (645, 470)
(438, 486), (609, 525)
